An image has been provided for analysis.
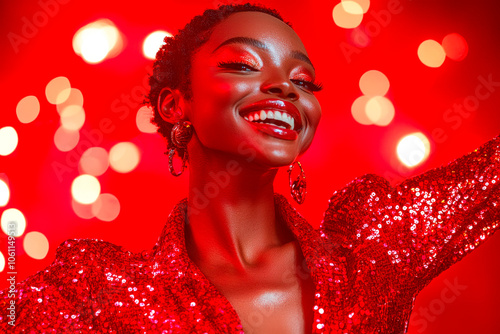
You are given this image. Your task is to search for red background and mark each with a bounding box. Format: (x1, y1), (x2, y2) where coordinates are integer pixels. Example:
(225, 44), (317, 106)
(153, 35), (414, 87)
(1, 0), (500, 333)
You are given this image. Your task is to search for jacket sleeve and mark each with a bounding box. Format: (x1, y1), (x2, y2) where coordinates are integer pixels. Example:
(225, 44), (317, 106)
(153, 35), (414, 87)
(0, 239), (101, 333)
(321, 134), (500, 291)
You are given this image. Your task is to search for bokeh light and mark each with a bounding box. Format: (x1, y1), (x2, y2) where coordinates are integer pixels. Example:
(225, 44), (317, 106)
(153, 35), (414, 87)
(23, 231), (50, 260)
(79, 147), (109, 176)
(136, 106), (158, 133)
(0, 126), (19, 156)
(143, 30), (172, 60)
(54, 126), (80, 152)
(109, 142), (141, 173)
(0, 179), (10, 207)
(92, 193), (120, 222)
(351, 96), (373, 125)
(73, 19), (123, 64)
(342, 0), (370, 13)
(418, 39), (446, 68)
(397, 132), (431, 167)
(442, 33), (468, 61)
(60, 105), (86, 131)
(72, 199), (95, 219)
(71, 174), (101, 204)
(1, 208), (27, 237)
(359, 70), (390, 96)
(56, 88), (84, 114)
(333, 1), (364, 29)
(365, 96), (395, 126)
(0, 252), (4, 272)
(45, 76), (71, 105)
(16, 95), (40, 124)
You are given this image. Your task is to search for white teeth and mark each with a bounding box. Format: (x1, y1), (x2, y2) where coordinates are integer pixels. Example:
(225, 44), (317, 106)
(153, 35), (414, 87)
(244, 116), (248, 120)
(291, 118), (294, 130)
(267, 110), (274, 119)
(254, 113), (259, 121)
(260, 110), (267, 121)
(274, 111), (282, 120)
(248, 115), (254, 122)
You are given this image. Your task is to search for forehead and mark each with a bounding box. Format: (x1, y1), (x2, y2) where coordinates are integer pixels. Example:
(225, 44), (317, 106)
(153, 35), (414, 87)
(203, 11), (308, 55)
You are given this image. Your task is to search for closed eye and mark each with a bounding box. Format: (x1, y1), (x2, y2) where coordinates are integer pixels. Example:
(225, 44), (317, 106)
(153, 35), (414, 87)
(217, 61), (258, 72)
(291, 79), (323, 93)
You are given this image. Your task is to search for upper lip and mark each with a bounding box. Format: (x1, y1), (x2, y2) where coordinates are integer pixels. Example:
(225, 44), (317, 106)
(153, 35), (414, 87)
(239, 99), (303, 131)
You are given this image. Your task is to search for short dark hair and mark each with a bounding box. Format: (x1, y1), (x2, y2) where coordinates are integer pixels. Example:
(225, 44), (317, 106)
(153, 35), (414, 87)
(147, 3), (290, 152)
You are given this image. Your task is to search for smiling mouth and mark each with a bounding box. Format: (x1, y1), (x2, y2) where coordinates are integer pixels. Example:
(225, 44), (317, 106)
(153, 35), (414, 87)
(242, 109), (296, 131)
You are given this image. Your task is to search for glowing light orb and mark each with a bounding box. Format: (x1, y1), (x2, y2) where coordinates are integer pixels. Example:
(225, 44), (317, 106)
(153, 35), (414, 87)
(73, 19), (123, 64)
(136, 106), (158, 133)
(71, 174), (101, 204)
(109, 142), (141, 173)
(418, 40), (446, 68)
(359, 70), (390, 96)
(56, 88), (84, 115)
(143, 30), (172, 60)
(23, 231), (49, 260)
(54, 126), (80, 152)
(397, 132), (431, 167)
(365, 96), (395, 126)
(60, 105), (86, 131)
(0, 126), (19, 156)
(351, 96), (373, 125)
(333, 1), (364, 29)
(72, 199), (95, 219)
(92, 193), (120, 222)
(342, 0), (370, 13)
(45, 76), (71, 104)
(16, 95), (40, 124)
(79, 147), (109, 176)
(0, 179), (10, 207)
(442, 33), (468, 61)
(1, 208), (27, 237)
(0, 252), (4, 272)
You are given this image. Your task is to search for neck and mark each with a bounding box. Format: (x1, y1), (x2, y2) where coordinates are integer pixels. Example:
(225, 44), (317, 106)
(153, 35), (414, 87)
(185, 145), (293, 273)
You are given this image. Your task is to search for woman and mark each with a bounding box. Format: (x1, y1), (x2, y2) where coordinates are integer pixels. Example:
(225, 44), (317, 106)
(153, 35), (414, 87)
(1, 3), (499, 333)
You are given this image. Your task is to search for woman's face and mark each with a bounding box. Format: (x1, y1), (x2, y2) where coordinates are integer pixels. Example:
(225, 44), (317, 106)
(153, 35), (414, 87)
(185, 11), (322, 168)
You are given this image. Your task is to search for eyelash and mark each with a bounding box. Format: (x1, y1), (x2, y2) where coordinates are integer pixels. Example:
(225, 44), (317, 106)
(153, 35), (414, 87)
(217, 61), (324, 93)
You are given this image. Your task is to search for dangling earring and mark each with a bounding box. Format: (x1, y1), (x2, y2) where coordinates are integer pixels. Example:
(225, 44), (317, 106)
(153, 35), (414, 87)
(168, 120), (193, 176)
(288, 161), (306, 204)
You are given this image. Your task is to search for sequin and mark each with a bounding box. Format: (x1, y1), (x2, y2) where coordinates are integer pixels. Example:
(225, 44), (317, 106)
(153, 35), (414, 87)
(0, 135), (499, 333)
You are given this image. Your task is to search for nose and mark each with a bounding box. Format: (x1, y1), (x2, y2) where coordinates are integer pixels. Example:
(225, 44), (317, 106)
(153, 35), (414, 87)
(261, 71), (299, 101)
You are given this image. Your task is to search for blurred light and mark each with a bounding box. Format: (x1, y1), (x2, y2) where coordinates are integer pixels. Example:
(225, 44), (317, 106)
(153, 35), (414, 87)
(23, 231), (49, 260)
(60, 105), (86, 131)
(442, 33), (468, 61)
(73, 19), (123, 64)
(136, 106), (158, 133)
(397, 132), (431, 167)
(143, 30), (172, 60)
(109, 142), (141, 173)
(72, 199), (95, 219)
(365, 96), (395, 126)
(54, 126), (80, 152)
(351, 96), (373, 125)
(1, 208), (27, 237)
(71, 174), (101, 204)
(0, 251), (4, 272)
(79, 147), (109, 176)
(56, 88), (84, 114)
(92, 193), (120, 222)
(0, 126), (19, 156)
(333, 1), (364, 29)
(418, 40), (446, 68)
(359, 70), (390, 96)
(16, 95), (40, 124)
(342, 0), (370, 13)
(0, 179), (10, 207)
(45, 76), (71, 104)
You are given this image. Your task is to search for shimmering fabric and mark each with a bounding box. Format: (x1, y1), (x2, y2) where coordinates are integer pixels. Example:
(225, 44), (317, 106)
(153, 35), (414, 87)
(1, 135), (499, 333)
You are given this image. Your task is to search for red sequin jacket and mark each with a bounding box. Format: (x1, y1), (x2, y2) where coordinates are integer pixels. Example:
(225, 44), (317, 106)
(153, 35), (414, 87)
(1, 135), (499, 333)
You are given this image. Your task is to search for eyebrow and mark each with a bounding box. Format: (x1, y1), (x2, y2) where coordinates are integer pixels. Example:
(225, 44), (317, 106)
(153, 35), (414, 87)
(211, 36), (315, 70)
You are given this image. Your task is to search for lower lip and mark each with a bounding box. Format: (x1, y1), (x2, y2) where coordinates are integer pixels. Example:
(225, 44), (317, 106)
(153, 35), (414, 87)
(247, 121), (298, 140)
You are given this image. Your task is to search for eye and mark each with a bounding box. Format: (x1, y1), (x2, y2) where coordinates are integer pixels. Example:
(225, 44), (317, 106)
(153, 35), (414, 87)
(291, 79), (324, 93)
(217, 61), (258, 72)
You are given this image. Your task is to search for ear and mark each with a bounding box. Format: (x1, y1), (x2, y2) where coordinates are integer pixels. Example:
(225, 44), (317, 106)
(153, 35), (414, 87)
(157, 87), (185, 123)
